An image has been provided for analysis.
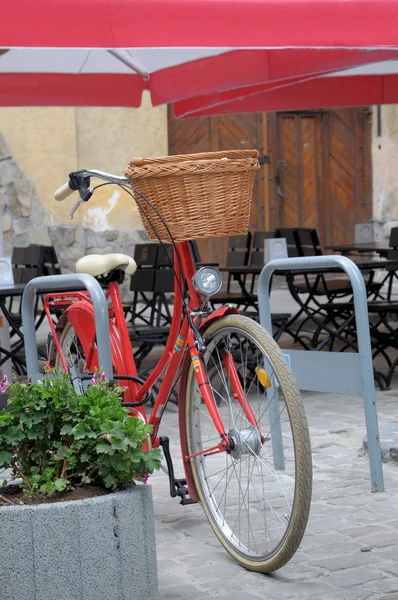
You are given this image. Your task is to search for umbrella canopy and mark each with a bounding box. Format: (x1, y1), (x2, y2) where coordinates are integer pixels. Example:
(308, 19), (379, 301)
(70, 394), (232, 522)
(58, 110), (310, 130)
(1, 0), (398, 109)
(173, 62), (398, 117)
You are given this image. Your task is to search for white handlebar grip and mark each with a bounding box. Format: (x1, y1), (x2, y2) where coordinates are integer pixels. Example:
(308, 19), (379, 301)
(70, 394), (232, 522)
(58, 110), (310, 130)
(54, 181), (75, 201)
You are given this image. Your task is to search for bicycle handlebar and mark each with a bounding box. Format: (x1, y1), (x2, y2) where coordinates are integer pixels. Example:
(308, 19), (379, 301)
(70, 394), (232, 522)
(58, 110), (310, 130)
(54, 181), (76, 201)
(54, 170), (131, 220)
(54, 170), (130, 202)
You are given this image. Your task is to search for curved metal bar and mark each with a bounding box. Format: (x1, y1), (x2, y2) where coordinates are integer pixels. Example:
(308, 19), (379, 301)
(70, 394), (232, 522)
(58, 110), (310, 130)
(22, 274), (112, 380)
(258, 255), (384, 493)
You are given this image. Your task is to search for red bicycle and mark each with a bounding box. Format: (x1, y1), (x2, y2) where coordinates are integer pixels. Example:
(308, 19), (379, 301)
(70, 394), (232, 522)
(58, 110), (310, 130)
(46, 164), (312, 573)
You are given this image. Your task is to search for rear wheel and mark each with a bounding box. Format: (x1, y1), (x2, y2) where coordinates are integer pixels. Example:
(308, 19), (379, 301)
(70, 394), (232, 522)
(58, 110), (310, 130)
(54, 319), (90, 372)
(185, 315), (312, 572)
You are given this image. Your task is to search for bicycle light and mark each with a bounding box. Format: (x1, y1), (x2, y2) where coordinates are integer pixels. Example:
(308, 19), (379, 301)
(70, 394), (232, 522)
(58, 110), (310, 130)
(193, 267), (222, 297)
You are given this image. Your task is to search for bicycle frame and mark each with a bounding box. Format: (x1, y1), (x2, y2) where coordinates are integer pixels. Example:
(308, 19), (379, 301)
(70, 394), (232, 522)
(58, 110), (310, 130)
(44, 241), (261, 472)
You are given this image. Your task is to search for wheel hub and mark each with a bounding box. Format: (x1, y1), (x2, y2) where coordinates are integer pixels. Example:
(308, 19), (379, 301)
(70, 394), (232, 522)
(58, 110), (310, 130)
(228, 426), (262, 459)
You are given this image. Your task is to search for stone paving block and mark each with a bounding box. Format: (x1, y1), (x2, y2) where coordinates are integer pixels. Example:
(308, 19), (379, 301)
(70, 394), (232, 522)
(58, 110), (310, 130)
(323, 566), (385, 587)
(325, 494), (375, 508)
(305, 542), (362, 557)
(208, 593), (263, 600)
(340, 524), (390, 538)
(261, 579), (337, 598)
(369, 544), (398, 559)
(293, 587), (375, 600)
(360, 532), (398, 548)
(158, 573), (190, 588)
(273, 566), (323, 581)
(380, 563), (398, 577)
(361, 577), (398, 596)
(157, 558), (182, 572)
(304, 532), (353, 547)
(309, 551), (374, 571)
(179, 551), (232, 568)
(188, 563), (243, 580)
(159, 584), (207, 599)
(306, 518), (358, 534)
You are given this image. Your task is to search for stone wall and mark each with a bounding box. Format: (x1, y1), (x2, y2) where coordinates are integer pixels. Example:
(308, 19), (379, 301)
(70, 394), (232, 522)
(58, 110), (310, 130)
(0, 134), (148, 292)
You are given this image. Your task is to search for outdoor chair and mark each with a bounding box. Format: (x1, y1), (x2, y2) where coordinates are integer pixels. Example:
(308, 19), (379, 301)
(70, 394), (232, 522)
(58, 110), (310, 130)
(291, 228), (353, 299)
(312, 296), (398, 390)
(127, 242), (174, 370)
(249, 230), (277, 268)
(211, 233), (253, 308)
(273, 228), (383, 348)
(6, 245), (58, 375)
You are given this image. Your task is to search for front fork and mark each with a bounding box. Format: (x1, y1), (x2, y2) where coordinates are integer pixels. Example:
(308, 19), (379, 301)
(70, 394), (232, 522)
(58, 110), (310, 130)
(185, 326), (262, 461)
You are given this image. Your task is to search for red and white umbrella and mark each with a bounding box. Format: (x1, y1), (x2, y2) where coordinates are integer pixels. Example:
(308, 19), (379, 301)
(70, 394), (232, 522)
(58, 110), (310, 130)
(174, 61), (398, 117)
(1, 0), (398, 110)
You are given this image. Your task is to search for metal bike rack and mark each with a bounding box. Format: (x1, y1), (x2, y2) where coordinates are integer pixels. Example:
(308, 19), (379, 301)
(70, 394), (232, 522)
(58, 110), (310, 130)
(22, 274), (113, 381)
(258, 255), (384, 493)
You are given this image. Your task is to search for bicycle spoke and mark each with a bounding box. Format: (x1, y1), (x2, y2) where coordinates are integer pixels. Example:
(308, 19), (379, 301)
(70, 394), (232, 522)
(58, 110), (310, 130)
(188, 319), (310, 567)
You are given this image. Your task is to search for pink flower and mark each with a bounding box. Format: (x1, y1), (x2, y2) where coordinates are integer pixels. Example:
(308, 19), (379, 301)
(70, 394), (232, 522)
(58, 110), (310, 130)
(24, 408), (30, 413)
(142, 473), (150, 485)
(92, 372), (107, 386)
(0, 375), (8, 393)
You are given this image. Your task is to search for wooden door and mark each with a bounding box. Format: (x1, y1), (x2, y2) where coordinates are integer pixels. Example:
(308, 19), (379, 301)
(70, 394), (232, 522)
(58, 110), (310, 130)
(168, 107), (268, 264)
(269, 108), (372, 247)
(168, 107), (372, 260)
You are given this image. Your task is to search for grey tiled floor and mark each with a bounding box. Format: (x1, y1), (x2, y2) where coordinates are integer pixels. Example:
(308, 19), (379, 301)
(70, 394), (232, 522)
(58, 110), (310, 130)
(151, 386), (398, 600)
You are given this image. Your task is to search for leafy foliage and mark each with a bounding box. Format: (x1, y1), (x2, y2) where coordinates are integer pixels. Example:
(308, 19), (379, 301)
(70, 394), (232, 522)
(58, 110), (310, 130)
(0, 372), (160, 498)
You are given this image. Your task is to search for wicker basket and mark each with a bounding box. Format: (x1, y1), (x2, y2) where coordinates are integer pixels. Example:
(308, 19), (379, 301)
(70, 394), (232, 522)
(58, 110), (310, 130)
(124, 150), (259, 242)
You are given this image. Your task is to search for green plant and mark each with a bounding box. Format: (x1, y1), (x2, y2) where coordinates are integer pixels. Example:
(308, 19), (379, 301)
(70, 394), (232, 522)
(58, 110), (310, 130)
(0, 372), (160, 498)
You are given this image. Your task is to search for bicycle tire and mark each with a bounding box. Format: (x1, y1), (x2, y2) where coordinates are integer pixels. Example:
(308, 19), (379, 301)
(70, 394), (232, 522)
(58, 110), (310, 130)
(54, 319), (90, 372)
(185, 314), (312, 572)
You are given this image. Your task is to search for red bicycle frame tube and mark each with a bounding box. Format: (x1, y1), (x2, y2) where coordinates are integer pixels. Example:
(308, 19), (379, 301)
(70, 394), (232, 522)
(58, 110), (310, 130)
(222, 350), (263, 441)
(45, 241), (255, 451)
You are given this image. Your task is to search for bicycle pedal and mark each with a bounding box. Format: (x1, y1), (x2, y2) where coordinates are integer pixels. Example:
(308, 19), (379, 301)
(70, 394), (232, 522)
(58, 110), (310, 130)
(160, 437), (197, 505)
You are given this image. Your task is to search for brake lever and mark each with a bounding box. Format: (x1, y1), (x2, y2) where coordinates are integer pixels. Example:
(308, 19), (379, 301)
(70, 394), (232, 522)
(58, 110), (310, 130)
(68, 188), (94, 220)
(69, 199), (84, 220)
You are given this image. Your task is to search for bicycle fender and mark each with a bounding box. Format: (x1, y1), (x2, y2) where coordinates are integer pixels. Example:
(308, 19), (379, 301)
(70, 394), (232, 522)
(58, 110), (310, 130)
(200, 305), (239, 332)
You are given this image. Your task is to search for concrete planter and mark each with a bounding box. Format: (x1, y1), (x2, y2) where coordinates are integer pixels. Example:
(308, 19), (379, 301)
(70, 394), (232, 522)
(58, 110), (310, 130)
(0, 485), (159, 600)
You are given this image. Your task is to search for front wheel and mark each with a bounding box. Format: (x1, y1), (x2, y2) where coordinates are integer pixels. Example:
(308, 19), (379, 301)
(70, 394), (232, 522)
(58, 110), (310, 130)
(185, 315), (312, 572)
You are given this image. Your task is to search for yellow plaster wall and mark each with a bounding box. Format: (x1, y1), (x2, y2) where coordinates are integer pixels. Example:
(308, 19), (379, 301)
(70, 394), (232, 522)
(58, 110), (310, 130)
(0, 92), (168, 231)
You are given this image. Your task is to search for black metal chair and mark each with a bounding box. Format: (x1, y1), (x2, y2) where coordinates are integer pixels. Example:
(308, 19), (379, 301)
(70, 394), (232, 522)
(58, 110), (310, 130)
(291, 228), (353, 299)
(127, 243), (174, 369)
(6, 245), (58, 374)
(249, 231), (277, 266)
(313, 298), (398, 390)
(211, 233), (253, 308)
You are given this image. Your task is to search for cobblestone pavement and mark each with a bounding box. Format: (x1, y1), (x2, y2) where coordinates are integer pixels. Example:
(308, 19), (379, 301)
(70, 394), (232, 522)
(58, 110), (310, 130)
(152, 385), (398, 600)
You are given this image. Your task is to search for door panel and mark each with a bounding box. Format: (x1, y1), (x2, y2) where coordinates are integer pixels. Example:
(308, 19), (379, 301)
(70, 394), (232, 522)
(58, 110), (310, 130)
(301, 116), (318, 229)
(271, 108), (372, 248)
(168, 107), (372, 261)
(278, 115), (300, 228)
